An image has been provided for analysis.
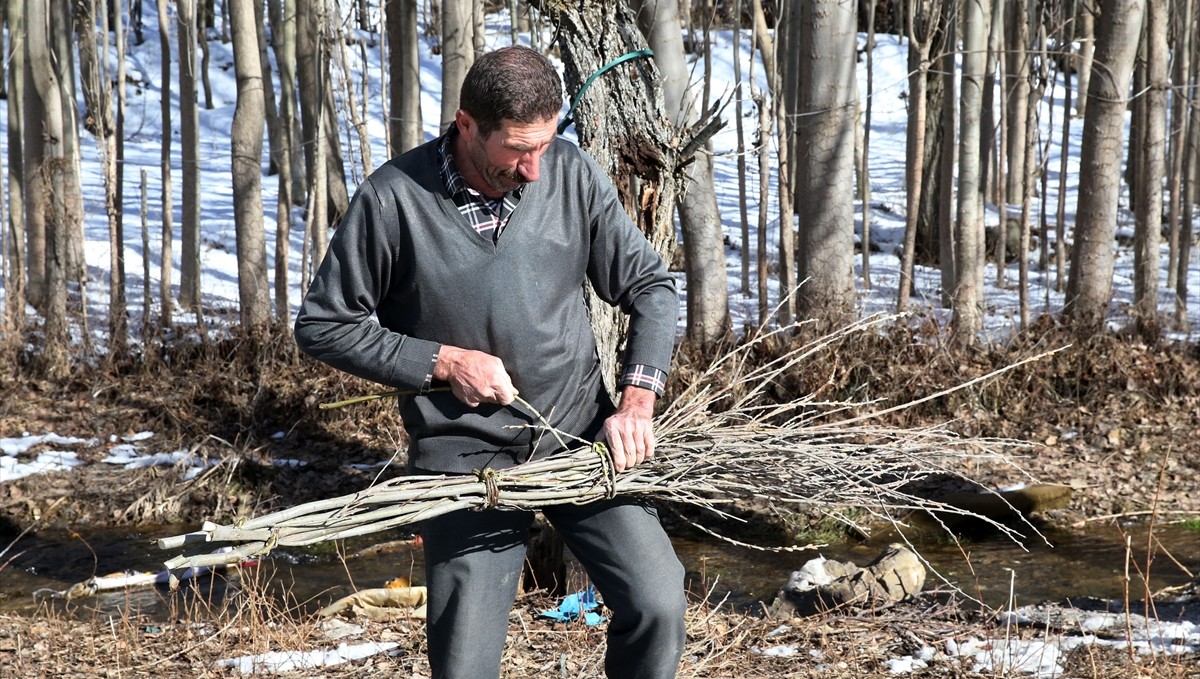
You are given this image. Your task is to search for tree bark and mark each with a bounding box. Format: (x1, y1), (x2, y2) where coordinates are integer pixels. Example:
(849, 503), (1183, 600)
(179, 0), (202, 314)
(1075, 0), (1097, 119)
(912, 1), (951, 267)
(440, 0), (472, 131)
(25, 0), (69, 372)
(267, 0), (306, 202)
(630, 0), (729, 348)
(952, 0), (990, 343)
(53, 0), (84, 286)
(1133, 0), (1167, 334)
(6, 0), (25, 333)
(733, 0), (750, 297)
(773, 0), (795, 325)
(229, 0), (270, 328)
(1165, 0), (1193, 292)
(155, 0), (173, 328)
(1065, 0), (1145, 328)
(898, 0), (940, 313)
(387, 0), (422, 155)
(79, 0), (127, 352)
(296, 0), (349, 227)
(255, 0), (280, 176)
(795, 0), (857, 325)
(1002, 0), (1031, 278)
(936, 13), (957, 309)
(1175, 37), (1198, 328)
(860, 0), (876, 290)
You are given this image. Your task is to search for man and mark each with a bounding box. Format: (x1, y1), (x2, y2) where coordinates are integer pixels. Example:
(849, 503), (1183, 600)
(295, 46), (686, 678)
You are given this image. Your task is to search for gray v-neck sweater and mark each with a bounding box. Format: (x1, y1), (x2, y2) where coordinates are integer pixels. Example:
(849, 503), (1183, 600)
(295, 137), (678, 473)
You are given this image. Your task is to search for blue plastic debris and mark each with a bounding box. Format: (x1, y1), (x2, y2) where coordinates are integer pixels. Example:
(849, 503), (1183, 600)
(538, 586), (606, 626)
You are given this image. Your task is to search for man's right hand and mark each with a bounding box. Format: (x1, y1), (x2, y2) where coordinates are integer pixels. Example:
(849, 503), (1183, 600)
(433, 345), (517, 407)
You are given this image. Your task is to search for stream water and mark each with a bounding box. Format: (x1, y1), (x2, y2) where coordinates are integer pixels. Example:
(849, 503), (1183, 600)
(1, 519), (1196, 620)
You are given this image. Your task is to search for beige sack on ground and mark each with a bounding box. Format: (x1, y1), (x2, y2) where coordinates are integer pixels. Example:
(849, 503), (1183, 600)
(318, 586), (428, 621)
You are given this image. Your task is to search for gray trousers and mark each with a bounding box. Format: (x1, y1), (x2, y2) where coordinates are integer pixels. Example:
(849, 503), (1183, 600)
(420, 497), (687, 679)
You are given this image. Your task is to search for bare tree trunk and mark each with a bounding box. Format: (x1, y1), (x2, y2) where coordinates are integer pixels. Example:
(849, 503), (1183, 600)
(1175, 43), (1198, 328)
(5, 0), (25, 334)
(156, 0), (173, 327)
(1018, 19), (1047, 330)
(914, 0), (951, 268)
(471, 0), (484, 58)
(1133, 0), (1167, 335)
(53, 0), (84, 286)
(268, 0), (293, 323)
(26, 0), (69, 372)
(898, 0), (939, 313)
(1127, 30), (1146, 215)
(755, 86), (771, 326)
(387, 0), (422, 155)
(140, 169), (150, 331)
(1075, 0), (1097, 119)
(440, 0), (472, 131)
(777, 0), (800, 215)
(296, 0), (349, 226)
(0, 110), (10, 343)
(1165, 0), (1193, 292)
(733, 0), (750, 296)
(748, 0), (787, 321)
(1065, 0), (1145, 328)
(752, 0), (793, 325)
(199, 2), (214, 108)
(1002, 0), (1030, 282)
(937, 14), (957, 309)
(255, 0), (280, 176)
(179, 0), (202, 314)
(952, 0), (990, 343)
(230, 0), (270, 328)
(980, 0), (1002, 206)
(1055, 0), (1078, 293)
(630, 0), (728, 348)
(113, 0), (128, 351)
(333, 14), (372, 178)
(23, 11), (46, 311)
(795, 0), (857, 324)
(267, 0), (305, 202)
(79, 0), (127, 353)
(860, 0), (876, 290)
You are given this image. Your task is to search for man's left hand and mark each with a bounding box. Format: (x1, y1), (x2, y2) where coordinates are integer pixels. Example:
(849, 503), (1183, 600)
(599, 386), (657, 472)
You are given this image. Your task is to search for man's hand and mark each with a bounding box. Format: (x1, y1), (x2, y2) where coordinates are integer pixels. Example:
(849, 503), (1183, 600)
(433, 345), (517, 407)
(599, 386), (657, 472)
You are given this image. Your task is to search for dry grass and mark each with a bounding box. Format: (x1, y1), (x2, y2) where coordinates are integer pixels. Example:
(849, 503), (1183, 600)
(2, 583), (1196, 678)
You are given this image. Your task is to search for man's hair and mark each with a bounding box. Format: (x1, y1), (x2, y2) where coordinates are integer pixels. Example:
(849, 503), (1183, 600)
(459, 46), (562, 137)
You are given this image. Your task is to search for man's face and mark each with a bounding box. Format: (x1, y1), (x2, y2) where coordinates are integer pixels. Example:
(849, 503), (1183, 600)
(455, 110), (558, 197)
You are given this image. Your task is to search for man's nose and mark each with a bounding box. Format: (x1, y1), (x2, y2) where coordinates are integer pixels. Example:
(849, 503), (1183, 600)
(517, 153), (541, 183)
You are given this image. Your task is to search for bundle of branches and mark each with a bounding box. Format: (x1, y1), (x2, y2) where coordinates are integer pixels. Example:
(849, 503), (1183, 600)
(159, 315), (1054, 571)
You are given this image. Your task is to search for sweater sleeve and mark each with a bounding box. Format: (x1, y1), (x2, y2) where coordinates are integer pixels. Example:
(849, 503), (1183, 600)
(580, 151), (679, 375)
(294, 175), (442, 391)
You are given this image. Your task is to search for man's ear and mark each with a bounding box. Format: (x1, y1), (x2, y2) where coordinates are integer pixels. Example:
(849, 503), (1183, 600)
(455, 109), (475, 140)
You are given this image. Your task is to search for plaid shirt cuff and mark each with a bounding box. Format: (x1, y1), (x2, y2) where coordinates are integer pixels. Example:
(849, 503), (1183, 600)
(618, 364), (667, 397)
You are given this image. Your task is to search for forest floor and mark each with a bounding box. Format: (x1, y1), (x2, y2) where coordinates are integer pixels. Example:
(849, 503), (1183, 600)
(1, 320), (1198, 677)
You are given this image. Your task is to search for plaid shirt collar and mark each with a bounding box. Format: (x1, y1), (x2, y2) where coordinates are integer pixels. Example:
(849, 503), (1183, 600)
(438, 123), (522, 241)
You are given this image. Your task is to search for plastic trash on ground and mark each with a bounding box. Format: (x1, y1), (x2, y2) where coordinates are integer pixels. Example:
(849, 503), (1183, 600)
(538, 586), (606, 626)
